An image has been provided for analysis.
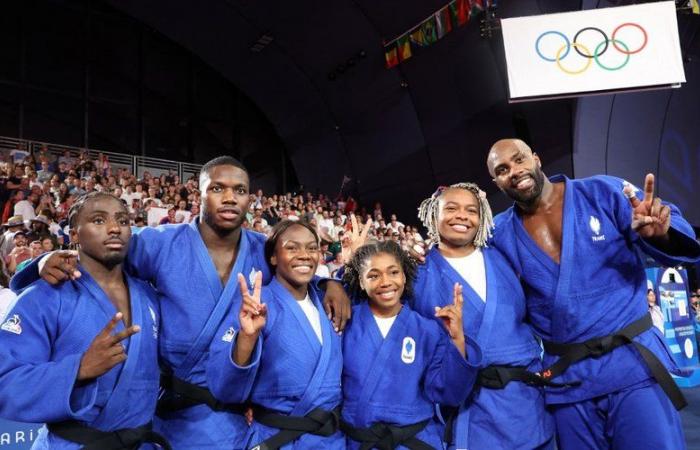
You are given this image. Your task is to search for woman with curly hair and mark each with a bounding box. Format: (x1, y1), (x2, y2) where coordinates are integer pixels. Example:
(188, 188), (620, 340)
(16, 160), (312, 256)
(341, 217), (482, 450)
(412, 183), (554, 450)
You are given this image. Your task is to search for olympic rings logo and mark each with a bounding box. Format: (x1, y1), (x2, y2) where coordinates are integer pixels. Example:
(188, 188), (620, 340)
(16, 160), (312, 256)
(535, 23), (648, 74)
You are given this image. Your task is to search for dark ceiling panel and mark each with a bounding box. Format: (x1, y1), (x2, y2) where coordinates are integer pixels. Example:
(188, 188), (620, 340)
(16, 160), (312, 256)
(102, 0), (638, 218)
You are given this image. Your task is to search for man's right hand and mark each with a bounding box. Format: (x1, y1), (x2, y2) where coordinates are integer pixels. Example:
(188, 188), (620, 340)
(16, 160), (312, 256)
(77, 312), (140, 381)
(40, 250), (81, 284)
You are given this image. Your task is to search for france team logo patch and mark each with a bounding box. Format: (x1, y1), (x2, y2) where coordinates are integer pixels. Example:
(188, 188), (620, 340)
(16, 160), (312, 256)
(401, 336), (416, 364)
(1, 314), (22, 335)
(222, 327), (235, 343)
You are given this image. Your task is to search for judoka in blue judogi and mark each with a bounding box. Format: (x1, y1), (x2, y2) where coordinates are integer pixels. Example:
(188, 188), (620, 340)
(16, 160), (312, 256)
(411, 183), (554, 449)
(12, 157), (351, 450)
(0, 192), (167, 449)
(487, 139), (700, 450)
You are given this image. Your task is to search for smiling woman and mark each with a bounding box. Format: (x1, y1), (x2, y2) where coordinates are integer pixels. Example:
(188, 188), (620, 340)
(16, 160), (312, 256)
(226, 219), (346, 449)
(340, 240), (480, 449)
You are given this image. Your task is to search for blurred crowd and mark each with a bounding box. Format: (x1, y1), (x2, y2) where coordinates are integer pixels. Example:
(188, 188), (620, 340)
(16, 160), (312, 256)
(0, 145), (423, 279)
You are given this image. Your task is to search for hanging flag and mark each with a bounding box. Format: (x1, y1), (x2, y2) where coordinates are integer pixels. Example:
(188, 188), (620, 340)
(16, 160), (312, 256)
(384, 45), (399, 68)
(382, 0), (490, 69)
(410, 26), (427, 47)
(421, 16), (438, 44)
(470, 0), (485, 17)
(450, 0), (470, 26)
(435, 7), (453, 38)
(397, 34), (412, 61)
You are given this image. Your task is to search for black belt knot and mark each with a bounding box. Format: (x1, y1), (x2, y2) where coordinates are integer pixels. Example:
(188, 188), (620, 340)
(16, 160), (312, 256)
(541, 314), (687, 411)
(340, 419), (432, 450)
(156, 373), (247, 415)
(477, 365), (572, 390)
(584, 335), (614, 357)
(249, 405), (341, 450)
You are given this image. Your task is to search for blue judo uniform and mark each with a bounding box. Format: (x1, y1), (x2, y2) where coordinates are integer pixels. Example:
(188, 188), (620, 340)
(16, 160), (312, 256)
(233, 277), (344, 450)
(0, 270), (161, 449)
(492, 174), (700, 450)
(342, 302), (482, 450)
(411, 247), (554, 450)
(12, 219), (271, 450)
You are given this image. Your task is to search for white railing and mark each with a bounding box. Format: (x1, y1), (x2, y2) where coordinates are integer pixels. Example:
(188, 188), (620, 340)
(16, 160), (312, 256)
(0, 136), (202, 180)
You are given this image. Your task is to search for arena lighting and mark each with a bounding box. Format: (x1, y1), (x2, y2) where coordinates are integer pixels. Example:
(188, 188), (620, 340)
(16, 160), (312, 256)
(250, 33), (274, 53)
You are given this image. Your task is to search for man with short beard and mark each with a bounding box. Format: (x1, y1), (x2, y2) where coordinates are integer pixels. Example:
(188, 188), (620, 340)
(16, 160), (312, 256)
(13, 156), (351, 450)
(486, 138), (700, 450)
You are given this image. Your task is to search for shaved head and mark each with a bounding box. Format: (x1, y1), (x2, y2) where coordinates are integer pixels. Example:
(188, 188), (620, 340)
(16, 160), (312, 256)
(487, 138), (547, 206)
(487, 139), (533, 177)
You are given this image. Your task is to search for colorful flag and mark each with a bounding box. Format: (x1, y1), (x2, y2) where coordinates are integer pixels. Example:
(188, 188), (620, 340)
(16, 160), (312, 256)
(421, 16), (438, 44)
(397, 34), (412, 61)
(435, 7), (453, 39)
(410, 26), (427, 47)
(384, 45), (399, 68)
(450, 0), (470, 26)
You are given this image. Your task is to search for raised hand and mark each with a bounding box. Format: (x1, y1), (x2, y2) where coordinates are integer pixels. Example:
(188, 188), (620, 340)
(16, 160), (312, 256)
(407, 239), (427, 264)
(341, 213), (373, 265)
(41, 250), (81, 285)
(237, 272), (267, 338)
(435, 283), (466, 358)
(77, 312), (140, 381)
(624, 174), (671, 239)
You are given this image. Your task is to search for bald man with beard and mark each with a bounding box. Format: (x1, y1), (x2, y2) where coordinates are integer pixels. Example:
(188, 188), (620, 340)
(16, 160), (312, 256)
(486, 139), (700, 450)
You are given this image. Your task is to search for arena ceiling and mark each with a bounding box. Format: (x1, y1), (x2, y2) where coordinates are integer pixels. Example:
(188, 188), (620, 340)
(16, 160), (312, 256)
(104, 0), (696, 218)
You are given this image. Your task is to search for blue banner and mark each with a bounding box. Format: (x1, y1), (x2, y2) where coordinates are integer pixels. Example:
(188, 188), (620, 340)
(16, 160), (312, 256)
(646, 266), (700, 387)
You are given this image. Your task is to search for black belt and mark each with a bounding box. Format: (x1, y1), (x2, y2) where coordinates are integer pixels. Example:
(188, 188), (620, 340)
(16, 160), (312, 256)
(156, 374), (248, 416)
(48, 421), (171, 450)
(340, 418), (432, 450)
(477, 365), (572, 389)
(542, 314), (687, 410)
(441, 364), (570, 444)
(249, 405), (340, 450)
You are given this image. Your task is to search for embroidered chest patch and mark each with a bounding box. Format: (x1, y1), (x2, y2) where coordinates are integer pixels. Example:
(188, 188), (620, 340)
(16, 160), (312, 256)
(401, 336), (416, 364)
(1, 314), (22, 335)
(222, 327), (235, 343)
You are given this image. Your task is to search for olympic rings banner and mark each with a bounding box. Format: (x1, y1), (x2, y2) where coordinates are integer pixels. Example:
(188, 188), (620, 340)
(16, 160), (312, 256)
(501, 1), (685, 101)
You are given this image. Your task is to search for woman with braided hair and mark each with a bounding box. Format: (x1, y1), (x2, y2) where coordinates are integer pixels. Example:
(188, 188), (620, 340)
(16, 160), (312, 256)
(340, 216), (483, 450)
(411, 183), (555, 450)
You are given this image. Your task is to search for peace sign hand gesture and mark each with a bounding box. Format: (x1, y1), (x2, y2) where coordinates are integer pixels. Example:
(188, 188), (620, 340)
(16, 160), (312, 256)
(341, 213), (373, 264)
(624, 174), (671, 239)
(78, 312), (140, 381)
(434, 283), (467, 358)
(237, 272), (267, 338)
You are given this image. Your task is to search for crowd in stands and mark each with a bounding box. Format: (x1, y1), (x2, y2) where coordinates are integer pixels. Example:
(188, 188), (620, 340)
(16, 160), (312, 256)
(0, 144), (423, 279)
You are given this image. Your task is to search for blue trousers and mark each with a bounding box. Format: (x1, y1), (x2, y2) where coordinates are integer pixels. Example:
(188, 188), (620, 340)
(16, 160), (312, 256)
(550, 382), (686, 450)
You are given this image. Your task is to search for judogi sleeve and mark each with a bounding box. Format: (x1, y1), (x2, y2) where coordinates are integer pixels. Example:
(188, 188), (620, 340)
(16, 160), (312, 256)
(123, 227), (160, 281)
(0, 285), (98, 423)
(205, 309), (269, 404)
(10, 227), (162, 293)
(424, 322), (483, 407)
(9, 256), (42, 292)
(608, 177), (700, 265)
